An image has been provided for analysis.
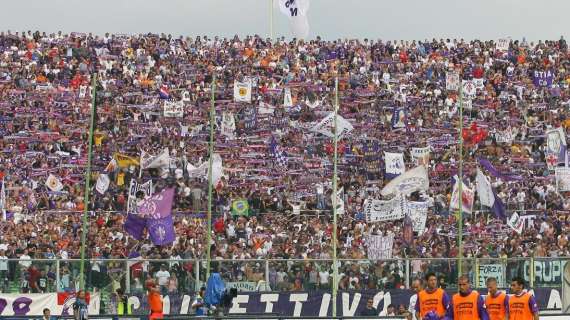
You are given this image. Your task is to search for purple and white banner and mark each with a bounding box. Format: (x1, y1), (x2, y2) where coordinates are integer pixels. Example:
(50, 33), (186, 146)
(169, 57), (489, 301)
(533, 70), (555, 88)
(120, 288), (562, 317)
(0, 293), (100, 316)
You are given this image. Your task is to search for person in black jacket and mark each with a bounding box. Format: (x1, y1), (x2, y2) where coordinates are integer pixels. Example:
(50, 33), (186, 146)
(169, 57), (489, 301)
(359, 298), (378, 317)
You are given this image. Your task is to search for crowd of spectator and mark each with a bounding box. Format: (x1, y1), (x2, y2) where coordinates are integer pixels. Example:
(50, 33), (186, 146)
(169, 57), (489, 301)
(0, 30), (569, 296)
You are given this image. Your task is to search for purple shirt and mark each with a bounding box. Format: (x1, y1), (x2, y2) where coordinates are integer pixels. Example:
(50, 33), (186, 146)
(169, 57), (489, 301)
(445, 289), (489, 320)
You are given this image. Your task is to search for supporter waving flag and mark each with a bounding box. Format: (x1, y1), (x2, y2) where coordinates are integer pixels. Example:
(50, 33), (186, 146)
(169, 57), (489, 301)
(269, 136), (288, 168)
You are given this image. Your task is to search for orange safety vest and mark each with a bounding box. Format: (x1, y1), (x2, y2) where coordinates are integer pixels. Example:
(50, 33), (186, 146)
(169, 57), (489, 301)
(508, 293), (534, 320)
(148, 291), (163, 313)
(452, 290), (480, 320)
(418, 288), (446, 317)
(486, 291), (507, 320)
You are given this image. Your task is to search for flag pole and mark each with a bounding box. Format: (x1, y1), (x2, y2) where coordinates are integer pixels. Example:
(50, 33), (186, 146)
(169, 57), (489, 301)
(79, 74), (97, 291)
(269, 0), (274, 39)
(206, 74), (216, 280)
(332, 77), (339, 317)
(457, 81), (464, 279)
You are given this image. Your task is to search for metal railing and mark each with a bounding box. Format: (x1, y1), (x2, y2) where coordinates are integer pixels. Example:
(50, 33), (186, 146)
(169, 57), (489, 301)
(0, 257), (567, 296)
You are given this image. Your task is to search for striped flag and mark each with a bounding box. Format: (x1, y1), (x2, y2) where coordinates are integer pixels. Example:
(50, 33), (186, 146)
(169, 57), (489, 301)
(269, 136), (288, 168)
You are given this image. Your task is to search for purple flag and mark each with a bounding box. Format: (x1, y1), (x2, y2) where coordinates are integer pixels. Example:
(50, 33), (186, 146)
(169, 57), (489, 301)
(478, 158), (522, 181)
(533, 70), (554, 88)
(491, 190), (506, 220)
(124, 214), (146, 240)
(138, 188), (175, 219)
(142, 188), (175, 245)
(147, 215), (175, 245)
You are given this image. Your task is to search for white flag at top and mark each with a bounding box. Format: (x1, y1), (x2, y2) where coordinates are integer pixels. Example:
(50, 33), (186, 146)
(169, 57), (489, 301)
(96, 174), (110, 194)
(45, 174), (63, 192)
(234, 80), (252, 102)
(278, 0), (310, 18)
(450, 176), (474, 214)
(476, 169), (495, 208)
(278, 0), (311, 39)
(1, 179), (6, 220)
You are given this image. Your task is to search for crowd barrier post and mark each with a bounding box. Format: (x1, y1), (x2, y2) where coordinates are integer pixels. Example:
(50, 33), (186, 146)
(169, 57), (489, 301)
(56, 259), (61, 293)
(125, 261), (131, 294)
(405, 259), (410, 289)
(474, 258), (479, 288)
(265, 259), (270, 285)
(196, 259), (201, 292)
(530, 255), (535, 288)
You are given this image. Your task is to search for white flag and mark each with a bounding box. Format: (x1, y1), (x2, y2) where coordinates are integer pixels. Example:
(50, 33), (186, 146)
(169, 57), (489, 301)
(310, 113), (353, 139)
(507, 212), (524, 234)
(45, 174), (63, 192)
(284, 88), (293, 107)
(476, 169), (495, 207)
(381, 165), (429, 197)
(278, 0), (310, 18)
(385, 152), (405, 177)
(450, 177), (475, 214)
(289, 14), (310, 39)
(1, 179), (6, 221)
(234, 80), (252, 102)
(210, 154), (224, 186)
(127, 180), (153, 214)
(259, 101), (275, 115)
(96, 174), (110, 194)
(221, 111), (236, 139)
(141, 148), (170, 169)
(332, 187), (344, 215)
(411, 147), (430, 166)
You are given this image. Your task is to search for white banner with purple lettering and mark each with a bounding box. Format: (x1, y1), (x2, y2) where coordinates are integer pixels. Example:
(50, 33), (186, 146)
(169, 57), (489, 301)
(364, 196), (406, 222)
(407, 201), (428, 233)
(163, 100), (184, 117)
(367, 233), (394, 260)
(384, 152), (405, 177)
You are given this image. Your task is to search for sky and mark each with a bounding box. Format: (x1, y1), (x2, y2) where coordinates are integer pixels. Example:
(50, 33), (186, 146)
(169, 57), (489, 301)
(0, 0), (568, 41)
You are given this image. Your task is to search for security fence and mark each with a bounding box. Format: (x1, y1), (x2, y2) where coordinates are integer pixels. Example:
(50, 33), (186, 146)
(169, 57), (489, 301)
(0, 257), (567, 294)
(0, 257), (567, 316)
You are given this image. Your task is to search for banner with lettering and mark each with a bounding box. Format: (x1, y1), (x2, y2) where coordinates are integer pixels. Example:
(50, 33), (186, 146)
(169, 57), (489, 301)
(123, 289), (559, 317)
(411, 147), (430, 166)
(0, 289), (561, 316)
(364, 196), (406, 222)
(533, 70), (554, 88)
(367, 233), (394, 260)
(477, 264), (505, 288)
(0, 293), (100, 316)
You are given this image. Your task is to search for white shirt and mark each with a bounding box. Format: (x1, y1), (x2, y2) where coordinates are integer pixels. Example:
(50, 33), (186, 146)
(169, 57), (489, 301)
(319, 271), (330, 284)
(0, 255), (8, 271)
(156, 270), (170, 286)
(408, 293), (418, 320)
(19, 254), (31, 268)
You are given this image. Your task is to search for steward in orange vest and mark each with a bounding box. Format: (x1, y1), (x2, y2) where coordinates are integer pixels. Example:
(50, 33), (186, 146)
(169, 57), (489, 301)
(448, 275), (489, 320)
(415, 273), (451, 320)
(507, 277), (539, 320)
